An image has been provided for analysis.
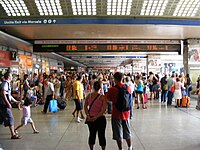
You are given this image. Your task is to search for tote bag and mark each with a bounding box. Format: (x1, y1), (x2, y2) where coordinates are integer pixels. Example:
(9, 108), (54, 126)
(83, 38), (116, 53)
(49, 99), (58, 113)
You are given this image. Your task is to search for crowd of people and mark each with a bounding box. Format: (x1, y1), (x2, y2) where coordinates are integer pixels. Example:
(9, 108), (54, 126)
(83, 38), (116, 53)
(0, 69), (199, 150)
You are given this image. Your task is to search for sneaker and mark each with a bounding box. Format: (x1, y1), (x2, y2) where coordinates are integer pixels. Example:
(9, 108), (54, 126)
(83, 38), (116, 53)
(33, 130), (39, 134)
(78, 117), (83, 121)
(76, 119), (81, 123)
(128, 146), (133, 150)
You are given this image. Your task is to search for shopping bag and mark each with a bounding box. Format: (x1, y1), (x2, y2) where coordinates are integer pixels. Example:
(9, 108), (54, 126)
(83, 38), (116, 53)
(144, 93), (148, 103)
(49, 99), (58, 113)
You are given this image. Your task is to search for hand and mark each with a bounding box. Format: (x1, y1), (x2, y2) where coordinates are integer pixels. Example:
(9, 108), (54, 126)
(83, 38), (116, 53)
(7, 103), (12, 109)
(90, 116), (97, 122)
(16, 101), (22, 110)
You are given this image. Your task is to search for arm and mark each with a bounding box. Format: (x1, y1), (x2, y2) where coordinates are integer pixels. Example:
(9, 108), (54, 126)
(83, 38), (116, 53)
(2, 91), (12, 109)
(75, 90), (80, 102)
(26, 80), (30, 89)
(84, 95), (90, 117)
(50, 84), (55, 99)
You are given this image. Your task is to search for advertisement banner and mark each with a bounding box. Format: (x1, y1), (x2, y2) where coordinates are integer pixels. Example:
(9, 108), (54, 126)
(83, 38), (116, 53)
(0, 50), (10, 67)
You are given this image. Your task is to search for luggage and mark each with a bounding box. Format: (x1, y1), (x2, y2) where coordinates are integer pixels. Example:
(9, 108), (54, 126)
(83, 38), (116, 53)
(144, 93), (148, 103)
(57, 100), (66, 110)
(181, 96), (190, 107)
(49, 99), (58, 113)
(37, 98), (44, 105)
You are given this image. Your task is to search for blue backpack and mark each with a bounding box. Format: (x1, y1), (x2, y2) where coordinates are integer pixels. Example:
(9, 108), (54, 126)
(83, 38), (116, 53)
(115, 84), (131, 112)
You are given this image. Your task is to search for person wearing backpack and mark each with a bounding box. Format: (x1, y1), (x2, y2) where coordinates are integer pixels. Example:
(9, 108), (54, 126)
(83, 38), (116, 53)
(106, 72), (133, 150)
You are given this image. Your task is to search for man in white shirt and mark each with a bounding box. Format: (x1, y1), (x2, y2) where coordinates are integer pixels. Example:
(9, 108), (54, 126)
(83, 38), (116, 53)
(42, 76), (55, 114)
(0, 72), (21, 139)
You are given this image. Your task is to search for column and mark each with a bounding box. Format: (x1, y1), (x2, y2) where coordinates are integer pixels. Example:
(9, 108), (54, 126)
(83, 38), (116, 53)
(183, 40), (189, 75)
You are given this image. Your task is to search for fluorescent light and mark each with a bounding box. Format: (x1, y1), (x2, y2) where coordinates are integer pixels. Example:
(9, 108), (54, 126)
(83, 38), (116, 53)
(35, 0), (63, 16)
(0, 0), (30, 16)
(71, 0), (96, 15)
(173, 0), (199, 17)
(140, 0), (168, 16)
(107, 0), (133, 15)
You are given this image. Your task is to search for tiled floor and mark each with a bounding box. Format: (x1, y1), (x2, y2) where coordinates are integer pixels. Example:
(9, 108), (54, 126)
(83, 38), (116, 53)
(1, 95), (200, 150)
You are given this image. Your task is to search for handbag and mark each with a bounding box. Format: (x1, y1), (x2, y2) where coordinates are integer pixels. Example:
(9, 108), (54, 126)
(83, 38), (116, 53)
(85, 94), (100, 124)
(170, 84), (175, 92)
(188, 85), (192, 91)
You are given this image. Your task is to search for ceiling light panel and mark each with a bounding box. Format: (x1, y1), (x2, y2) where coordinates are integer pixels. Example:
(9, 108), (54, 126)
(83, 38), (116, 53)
(71, 0), (96, 15)
(0, 0), (30, 16)
(140, 0), (168, 16)
(35, 0), (63, 16)
(173, 0), (200, 17)
(107, 0), (133, 15)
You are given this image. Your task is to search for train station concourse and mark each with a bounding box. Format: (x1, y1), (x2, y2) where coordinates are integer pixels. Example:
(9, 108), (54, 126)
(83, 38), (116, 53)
(0, 0), (200, 150)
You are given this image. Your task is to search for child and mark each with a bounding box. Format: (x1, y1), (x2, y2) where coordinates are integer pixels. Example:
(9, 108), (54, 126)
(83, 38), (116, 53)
(27, 84), (37, 107)
(14, 98), (39, 134)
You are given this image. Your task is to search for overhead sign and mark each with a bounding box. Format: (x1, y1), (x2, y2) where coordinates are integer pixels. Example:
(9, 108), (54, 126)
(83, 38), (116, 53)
(34, 44), (181, 52)
(1, 19), (57, 25)
(35, 40), (180, 44)
(67, 56), (145, 59)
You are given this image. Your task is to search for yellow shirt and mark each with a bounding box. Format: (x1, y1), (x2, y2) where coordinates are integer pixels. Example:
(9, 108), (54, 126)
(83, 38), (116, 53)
(73, 80), (84, 99)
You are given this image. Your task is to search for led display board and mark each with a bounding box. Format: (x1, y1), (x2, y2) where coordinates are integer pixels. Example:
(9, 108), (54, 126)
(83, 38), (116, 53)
(33, 44), (181, 52)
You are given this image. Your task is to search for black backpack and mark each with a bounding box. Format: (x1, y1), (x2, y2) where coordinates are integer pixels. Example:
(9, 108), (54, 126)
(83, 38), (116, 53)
(115, 84), (131, 112)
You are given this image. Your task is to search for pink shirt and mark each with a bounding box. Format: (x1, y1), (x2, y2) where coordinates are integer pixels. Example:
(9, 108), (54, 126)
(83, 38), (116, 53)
(86, 94), (103, 117)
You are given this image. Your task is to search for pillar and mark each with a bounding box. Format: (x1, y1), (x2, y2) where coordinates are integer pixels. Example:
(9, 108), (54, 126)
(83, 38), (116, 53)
(183, 40), (189, 75)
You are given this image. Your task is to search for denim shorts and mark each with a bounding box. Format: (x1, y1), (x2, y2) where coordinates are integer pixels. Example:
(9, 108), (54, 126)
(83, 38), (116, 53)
(0, 107), (14, 127)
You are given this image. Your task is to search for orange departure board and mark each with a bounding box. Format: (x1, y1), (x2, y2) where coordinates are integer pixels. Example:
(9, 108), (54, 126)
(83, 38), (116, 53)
(33, 44), (181, 52)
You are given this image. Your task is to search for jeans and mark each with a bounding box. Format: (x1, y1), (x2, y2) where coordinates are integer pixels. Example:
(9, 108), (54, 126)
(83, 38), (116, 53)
(167, 91), (174, 105)
(186, 85), (191, 97)
(161, 90), (168, 103)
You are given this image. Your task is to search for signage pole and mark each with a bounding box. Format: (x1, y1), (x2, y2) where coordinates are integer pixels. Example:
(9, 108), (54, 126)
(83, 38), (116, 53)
(183, 40), (189, 75)
(146, 55), (148, 75)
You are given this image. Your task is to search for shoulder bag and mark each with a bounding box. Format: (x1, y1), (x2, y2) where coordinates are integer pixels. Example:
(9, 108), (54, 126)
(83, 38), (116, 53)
(85, 94), (100, 124)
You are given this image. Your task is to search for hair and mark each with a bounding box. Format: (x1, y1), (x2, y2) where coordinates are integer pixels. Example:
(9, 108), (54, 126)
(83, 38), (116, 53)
(126, 76), (131, 82)
(24, 97), (32, 106)
(93, 81), (101, 91)
(136, 74), (141, 80)
(24, 74), (28, 80)
(92, 74), (97, 80)
(4, 71), (11, 80)
(30, 83), (35, 88)
(176, 77), (180, 82)
(186, 74), (190, 78)
(114, 72), (123, 82)
(76, 75), (82, 80)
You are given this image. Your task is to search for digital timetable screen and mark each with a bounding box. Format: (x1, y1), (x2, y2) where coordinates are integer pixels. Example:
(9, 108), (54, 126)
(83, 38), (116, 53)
(33, 44), (181, 52)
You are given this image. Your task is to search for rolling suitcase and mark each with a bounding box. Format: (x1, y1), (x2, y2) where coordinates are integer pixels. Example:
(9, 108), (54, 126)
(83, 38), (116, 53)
(182, 96), (190, 107)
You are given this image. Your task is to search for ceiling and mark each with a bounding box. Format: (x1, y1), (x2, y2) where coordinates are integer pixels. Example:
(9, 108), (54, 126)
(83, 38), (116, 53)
(0, 0), (200, 68)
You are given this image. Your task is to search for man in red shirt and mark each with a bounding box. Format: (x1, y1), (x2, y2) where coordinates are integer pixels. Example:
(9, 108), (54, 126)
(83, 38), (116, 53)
(106, 72), (133, 150)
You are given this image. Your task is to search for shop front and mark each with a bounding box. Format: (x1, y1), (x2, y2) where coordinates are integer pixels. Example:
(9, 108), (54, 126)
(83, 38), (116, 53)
(0, 50), (10, 75)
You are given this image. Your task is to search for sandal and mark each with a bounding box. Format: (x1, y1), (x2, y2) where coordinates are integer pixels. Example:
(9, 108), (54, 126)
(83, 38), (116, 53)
(11, 134), (21, 139)
(33, 130), (39, 134)
(142, 106), (147, 109)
